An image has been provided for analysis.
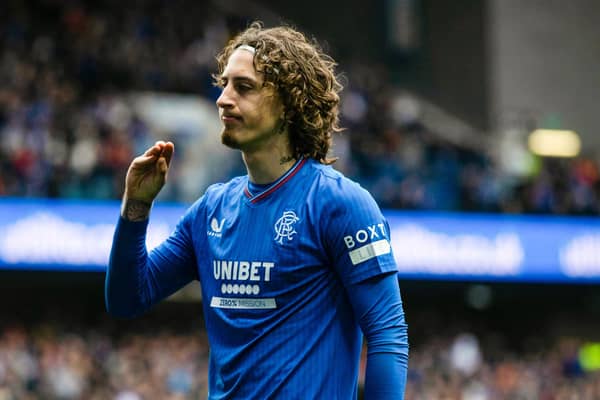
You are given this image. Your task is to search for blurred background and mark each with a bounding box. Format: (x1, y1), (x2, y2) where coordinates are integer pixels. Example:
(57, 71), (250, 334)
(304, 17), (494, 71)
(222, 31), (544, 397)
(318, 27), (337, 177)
(1, 0), (600, 398)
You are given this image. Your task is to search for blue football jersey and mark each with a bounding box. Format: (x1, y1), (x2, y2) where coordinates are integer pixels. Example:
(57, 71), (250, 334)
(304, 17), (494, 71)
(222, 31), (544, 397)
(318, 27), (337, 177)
(153, 158), (398, 399)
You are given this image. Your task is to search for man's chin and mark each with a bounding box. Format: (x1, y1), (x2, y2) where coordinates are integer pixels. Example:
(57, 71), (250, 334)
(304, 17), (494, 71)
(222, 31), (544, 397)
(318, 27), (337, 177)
(221, 131), (241, 150)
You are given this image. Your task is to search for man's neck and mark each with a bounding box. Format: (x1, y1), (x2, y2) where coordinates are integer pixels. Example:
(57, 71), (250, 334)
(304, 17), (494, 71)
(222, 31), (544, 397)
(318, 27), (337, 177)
(243, 149), (297, 184)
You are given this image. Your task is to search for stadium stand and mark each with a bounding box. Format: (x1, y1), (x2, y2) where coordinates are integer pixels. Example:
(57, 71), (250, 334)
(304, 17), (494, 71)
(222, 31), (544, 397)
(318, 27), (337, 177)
(0, 0), (598, 214)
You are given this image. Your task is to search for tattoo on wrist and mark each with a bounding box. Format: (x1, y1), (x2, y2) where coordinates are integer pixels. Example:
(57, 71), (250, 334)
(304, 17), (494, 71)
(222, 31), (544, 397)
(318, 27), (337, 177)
(122, 199), (152, 221)
(279, 155), (294, 165)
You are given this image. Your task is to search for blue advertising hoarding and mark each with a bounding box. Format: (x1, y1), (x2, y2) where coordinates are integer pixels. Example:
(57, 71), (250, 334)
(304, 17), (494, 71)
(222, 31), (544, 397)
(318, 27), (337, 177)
(0, 199), (599, 283)
(0, 198), (185, 272)
(386, 211), (600, 283)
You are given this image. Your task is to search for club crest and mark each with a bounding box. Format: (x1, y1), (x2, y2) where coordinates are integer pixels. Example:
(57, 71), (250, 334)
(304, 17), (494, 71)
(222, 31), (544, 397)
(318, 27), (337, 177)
(274, 211), (299, 244)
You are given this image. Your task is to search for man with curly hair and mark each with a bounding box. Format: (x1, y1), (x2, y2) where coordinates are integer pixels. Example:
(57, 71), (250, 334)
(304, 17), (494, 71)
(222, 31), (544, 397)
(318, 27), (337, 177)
(106, 22), (408, 399)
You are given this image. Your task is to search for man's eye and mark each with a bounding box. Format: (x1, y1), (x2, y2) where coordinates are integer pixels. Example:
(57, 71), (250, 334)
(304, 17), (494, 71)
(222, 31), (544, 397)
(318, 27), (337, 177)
(237, 84), (252, 92)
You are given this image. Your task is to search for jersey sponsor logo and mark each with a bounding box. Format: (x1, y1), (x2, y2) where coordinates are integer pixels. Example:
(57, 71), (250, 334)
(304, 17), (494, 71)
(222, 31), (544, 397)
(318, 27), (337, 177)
(213, 260), (275, 283)
(211, 259), (278, 310)
(208, 217), (225, 237)
(274, 210), (299, 244)
(343, 223), (391, 265)
(343, 223), (387, 249)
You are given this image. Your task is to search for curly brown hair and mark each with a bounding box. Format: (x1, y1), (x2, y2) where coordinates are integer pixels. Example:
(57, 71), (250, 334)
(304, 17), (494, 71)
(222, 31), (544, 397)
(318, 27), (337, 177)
(214, 22), (343, 164)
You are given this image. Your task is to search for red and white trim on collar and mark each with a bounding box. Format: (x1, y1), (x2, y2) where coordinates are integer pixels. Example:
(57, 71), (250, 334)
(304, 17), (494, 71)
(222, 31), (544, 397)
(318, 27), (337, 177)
(244, 158), (308, 204)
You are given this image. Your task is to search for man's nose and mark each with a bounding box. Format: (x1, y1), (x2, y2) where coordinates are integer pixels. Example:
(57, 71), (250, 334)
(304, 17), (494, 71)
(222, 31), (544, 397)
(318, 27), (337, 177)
(216, 87), (233, 108)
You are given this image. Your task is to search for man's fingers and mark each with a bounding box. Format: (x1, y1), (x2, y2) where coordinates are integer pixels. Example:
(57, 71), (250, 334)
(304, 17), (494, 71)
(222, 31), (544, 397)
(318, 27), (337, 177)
(133, 154), (158, 165)
(161, 142), (175, 167)
(157, 157), (169, 174)
(143, 140), (169, 157)
(135, 140), (172, 175)
(144, 145), (158, 157)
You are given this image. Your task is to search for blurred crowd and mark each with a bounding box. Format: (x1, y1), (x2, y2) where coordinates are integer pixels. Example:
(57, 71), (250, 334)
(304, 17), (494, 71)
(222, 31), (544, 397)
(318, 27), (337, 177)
(1, 0), (599, 213)
(0, 0), (235, 201)
(0, 322), (209, 400)
(405, 332), (600, 399)
(1, 315), (599, 399)
(339, 64), (600, 215)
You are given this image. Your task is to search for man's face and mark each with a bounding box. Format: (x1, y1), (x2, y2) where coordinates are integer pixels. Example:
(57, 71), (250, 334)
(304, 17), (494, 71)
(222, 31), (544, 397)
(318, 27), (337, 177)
(216, 49), (284, 152)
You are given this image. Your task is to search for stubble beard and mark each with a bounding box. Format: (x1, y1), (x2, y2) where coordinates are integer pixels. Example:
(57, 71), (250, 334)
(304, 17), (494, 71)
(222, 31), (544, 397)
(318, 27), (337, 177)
(220, 123), (282, 152)
(221, 128), (241, 150)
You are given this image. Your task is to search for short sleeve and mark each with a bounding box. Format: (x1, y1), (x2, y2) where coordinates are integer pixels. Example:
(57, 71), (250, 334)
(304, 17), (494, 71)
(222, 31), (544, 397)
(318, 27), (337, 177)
(322, 178), (398, 285)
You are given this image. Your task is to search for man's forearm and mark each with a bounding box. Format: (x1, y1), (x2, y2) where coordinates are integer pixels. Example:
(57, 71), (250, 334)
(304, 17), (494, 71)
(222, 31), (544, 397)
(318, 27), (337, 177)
(364, 351), (408, 399)
(105, 216), (150, 318)
(121, 197), (152, 221)
(348, 273), (409, 399)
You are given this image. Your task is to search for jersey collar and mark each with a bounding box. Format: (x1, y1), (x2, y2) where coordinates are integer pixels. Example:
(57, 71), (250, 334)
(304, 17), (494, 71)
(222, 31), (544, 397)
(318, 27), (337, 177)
(244, 158), (308, 204)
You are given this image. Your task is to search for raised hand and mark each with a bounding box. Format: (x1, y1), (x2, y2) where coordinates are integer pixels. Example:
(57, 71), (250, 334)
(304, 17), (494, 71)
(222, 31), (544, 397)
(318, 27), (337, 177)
(121, 141), (174, 221)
